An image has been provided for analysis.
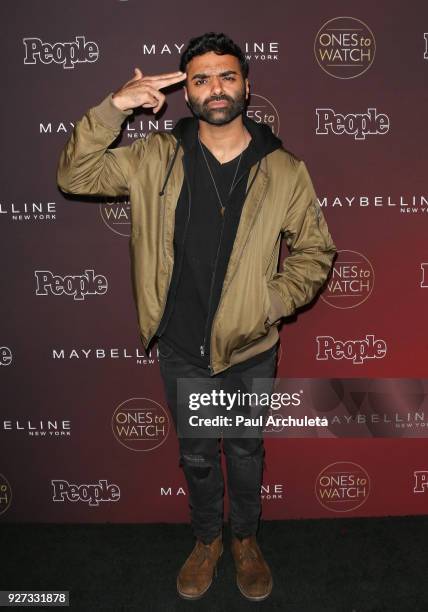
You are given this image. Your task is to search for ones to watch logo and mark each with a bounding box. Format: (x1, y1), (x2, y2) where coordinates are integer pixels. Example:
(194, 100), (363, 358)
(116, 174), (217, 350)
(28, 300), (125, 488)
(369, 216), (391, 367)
(314, 17), (376, 79)
(321, 249), (374, 309)
(246, 93), (280, 136)
(35, 269), (108, 301)
(23, 36), (99, 69)
(0, 474), (12, 515)
(100, 198), (131, 237)
(112, 397), (170, 452)
(315, 461), (370, 512)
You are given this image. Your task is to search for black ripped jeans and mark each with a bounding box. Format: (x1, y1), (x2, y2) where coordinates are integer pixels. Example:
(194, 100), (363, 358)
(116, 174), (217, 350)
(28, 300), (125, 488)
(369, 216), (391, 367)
(158, 338), (277, 545)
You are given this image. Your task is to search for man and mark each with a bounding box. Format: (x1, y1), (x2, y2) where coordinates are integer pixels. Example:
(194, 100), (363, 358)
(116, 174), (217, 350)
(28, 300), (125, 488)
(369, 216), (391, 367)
(57, 32), (336, 602)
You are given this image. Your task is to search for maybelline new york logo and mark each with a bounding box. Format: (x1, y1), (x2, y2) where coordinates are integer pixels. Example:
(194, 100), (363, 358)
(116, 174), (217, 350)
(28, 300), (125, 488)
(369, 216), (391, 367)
(316, 334), (387, 364)
(0, 201), (56, 222)
(52, 479), (120, 506)
(159, 482), (284, 501)
(35, 269), (108, 300)
(318, 194), (428, 214)
(23, 36), (99, 69)
(3, 419), (71, 437)
(141, 41), (279, 61)
(424, 34), (428, 59)
(316, 108), (389, 140)
(40, 118), (173, 138)
(51, 346), (159, 366)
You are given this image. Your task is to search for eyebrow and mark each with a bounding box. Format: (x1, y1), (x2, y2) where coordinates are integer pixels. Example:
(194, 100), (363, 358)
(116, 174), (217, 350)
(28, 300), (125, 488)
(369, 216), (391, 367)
(191, 70), (238, 81)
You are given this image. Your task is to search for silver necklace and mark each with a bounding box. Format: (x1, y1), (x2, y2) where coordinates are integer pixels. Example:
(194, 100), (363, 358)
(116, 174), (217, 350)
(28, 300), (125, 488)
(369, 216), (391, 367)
(198, 133), (244, 216)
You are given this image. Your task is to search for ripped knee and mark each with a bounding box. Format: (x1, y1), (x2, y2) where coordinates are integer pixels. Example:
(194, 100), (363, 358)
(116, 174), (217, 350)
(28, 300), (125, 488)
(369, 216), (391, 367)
(179, 453), (214, 478)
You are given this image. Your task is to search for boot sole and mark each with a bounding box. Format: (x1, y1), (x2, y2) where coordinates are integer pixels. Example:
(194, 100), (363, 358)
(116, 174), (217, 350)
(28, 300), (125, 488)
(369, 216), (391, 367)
(176, 547), (223, 600)
(236, 576), (273, 602)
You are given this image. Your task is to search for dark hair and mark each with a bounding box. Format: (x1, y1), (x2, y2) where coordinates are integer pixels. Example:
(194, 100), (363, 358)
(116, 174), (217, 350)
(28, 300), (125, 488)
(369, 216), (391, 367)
(180, 32), (249, 79)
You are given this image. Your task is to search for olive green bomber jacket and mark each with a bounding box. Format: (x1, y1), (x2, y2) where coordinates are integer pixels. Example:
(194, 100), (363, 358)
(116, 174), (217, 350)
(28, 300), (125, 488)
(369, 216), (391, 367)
(57, 93), (337, 375)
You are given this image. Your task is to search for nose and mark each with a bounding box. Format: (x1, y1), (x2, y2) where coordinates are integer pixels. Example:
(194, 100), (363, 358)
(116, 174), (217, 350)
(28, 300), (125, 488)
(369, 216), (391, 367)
(210, 76), (224, 96)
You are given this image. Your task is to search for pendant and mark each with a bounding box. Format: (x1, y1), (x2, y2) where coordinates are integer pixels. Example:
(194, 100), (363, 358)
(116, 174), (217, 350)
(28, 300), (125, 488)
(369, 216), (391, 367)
(220, 206), (225, 216)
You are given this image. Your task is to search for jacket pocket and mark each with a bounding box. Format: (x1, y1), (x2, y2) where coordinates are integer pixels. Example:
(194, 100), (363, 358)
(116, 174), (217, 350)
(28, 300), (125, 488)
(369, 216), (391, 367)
(262, 277), (272, 329)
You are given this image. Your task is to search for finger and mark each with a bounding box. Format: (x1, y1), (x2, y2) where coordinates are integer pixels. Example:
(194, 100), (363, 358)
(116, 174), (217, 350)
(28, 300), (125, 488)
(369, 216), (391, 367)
(123, 68), (144, 88)
(140, 85), (164, 110)
(144, 72), (187, 90)
(144, 86), (164, 113)
(148, 70), (185, 80)
(147, 71), (186, 83)
(152, 91), (166, 114)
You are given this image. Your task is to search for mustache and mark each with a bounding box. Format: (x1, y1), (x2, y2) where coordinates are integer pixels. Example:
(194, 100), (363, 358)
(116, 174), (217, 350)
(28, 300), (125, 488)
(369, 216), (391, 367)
(203, 94), (234, 105)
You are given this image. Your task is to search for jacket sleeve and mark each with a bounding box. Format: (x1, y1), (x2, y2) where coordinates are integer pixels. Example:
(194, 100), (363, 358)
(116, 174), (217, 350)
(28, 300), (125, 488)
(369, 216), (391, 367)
(57, 93), (147, 196)
(266, 159), (337, 323)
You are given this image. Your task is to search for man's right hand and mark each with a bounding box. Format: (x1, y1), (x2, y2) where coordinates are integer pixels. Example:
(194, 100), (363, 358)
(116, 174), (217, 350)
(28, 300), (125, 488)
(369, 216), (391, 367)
(111, 68), (186, 114)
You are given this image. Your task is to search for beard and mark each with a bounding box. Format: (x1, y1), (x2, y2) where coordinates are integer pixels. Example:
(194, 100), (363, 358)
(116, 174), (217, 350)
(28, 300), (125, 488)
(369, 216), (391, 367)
(187, 86), (247, 125)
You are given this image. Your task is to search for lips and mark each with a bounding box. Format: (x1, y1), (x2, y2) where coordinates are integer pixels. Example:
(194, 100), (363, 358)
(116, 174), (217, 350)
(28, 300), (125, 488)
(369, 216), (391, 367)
(207, 100), (229, 108)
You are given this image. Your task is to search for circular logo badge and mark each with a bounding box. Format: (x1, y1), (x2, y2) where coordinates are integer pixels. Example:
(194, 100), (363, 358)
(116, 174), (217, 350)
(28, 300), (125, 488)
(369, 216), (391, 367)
(315, 461), (370, 512)
(314, 16), (376, 79)
(321, 249), (374, 309)
(246, 93), (280, 136)
(99, 198), (131, 237)
(112, 397), (170, 451)
(0, 474), (12, 515)
(0, 347), (12, 366)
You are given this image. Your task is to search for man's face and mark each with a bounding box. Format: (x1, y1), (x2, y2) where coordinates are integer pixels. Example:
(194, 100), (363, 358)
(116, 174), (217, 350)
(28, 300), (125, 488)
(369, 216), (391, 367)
(184, 51), (249, 125)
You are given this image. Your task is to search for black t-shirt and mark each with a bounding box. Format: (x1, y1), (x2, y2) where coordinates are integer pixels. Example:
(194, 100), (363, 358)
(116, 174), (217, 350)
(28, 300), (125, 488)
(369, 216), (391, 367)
(160, 138), (277, 370)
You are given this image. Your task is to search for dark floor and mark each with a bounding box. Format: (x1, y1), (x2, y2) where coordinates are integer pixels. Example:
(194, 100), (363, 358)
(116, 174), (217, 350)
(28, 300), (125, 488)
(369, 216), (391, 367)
(1, 516), (428, 611)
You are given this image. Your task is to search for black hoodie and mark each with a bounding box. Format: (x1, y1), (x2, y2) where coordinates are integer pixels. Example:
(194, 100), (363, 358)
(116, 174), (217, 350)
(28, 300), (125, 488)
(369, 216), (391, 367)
(156, 113), (282, 370)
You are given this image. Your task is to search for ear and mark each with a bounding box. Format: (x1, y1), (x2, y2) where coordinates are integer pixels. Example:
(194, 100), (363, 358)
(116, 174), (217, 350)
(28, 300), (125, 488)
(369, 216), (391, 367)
(184, 85), (189, 104)
(245, 78), (250, 100)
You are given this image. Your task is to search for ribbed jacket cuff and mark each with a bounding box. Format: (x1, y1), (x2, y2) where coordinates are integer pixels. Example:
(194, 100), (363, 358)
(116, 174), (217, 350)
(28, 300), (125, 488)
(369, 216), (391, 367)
(92, 93), (133, 130)
(267, 286), (294, 324)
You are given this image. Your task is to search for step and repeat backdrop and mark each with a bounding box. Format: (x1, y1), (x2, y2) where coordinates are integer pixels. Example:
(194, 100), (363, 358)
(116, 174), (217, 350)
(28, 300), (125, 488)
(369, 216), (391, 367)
(1, 0), (428, 523)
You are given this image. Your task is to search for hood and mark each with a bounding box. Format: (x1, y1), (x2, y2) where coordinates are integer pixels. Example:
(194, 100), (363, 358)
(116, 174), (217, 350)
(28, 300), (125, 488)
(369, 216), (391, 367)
(171, 113), (283, 163)
(159, 113), (282, 196)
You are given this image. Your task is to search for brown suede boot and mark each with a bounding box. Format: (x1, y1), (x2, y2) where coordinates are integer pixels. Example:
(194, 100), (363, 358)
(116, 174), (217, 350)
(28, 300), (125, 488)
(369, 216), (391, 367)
(231, 535), (273, 601)
(177, 534), (223, 600)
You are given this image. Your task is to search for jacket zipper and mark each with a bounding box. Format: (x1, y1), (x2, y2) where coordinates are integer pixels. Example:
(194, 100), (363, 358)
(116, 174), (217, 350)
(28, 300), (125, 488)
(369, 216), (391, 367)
(200, 213), (225, 361)
(201, 163), (259, 370)
(146, 140), (181, 345)
(207, 160), (263, 374)
(155, 153), (192, 340)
